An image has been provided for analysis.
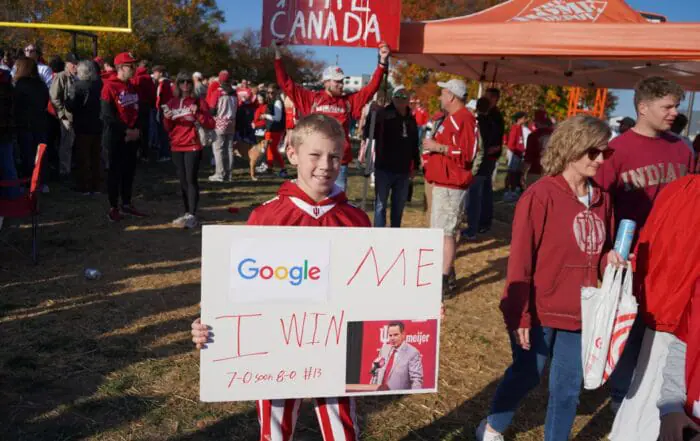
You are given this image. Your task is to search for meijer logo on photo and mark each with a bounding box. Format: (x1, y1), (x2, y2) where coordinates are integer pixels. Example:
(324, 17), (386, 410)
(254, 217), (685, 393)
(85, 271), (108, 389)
(236, 258), (321, 286)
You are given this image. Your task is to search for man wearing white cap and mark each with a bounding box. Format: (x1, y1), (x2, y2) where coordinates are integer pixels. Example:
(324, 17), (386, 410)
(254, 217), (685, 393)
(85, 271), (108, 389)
(422, 79), (479, 294)
(273, 40), (390, 191)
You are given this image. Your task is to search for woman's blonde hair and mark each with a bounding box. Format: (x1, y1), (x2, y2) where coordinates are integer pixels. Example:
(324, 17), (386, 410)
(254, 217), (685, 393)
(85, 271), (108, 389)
(541, 114), (611, 176)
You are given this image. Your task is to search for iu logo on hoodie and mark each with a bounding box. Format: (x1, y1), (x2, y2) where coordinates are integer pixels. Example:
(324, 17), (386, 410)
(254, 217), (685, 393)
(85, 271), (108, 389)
(572, 211), (605, 255)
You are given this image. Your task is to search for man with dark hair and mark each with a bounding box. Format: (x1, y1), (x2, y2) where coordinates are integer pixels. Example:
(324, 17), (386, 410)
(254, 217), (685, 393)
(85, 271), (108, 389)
(50, 53), (79, 178)
(375, 322), (423, 391)
(597, 76), (694, 415)
(669, 113), (695, 159)
(619, 116), (635, 135)
(483, 87), (504, 232)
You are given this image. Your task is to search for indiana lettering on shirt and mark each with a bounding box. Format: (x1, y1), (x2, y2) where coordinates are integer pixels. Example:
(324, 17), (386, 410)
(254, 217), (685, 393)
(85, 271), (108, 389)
(171, 107), (195, 121)
(117, 90), (139, 109)
(619, 162), (689, 191)
(312, 104), (348, 114)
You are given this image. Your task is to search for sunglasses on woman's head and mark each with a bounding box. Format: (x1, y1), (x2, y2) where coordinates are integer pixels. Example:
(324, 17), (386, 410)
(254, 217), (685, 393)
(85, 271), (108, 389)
(584, 147), (614, 160)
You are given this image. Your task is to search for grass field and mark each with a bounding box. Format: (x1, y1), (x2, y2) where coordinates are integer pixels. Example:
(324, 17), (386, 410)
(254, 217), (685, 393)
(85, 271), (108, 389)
(0, 160), (616, 440)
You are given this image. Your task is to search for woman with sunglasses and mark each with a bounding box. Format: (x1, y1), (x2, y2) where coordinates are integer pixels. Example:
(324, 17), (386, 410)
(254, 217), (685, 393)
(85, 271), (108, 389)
(477, 114), (626, 441)
(163, 72), (214, 229)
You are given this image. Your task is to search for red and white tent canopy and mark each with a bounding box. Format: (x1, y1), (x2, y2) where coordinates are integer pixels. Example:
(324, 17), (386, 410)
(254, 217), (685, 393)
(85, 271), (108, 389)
(396, 0), (700, 90)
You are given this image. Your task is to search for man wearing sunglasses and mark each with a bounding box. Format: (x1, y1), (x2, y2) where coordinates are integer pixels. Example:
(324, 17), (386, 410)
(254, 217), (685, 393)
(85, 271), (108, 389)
(596, 76), (696, 419)
(273, 39), (390, 191)
(12, 44), (53, 88)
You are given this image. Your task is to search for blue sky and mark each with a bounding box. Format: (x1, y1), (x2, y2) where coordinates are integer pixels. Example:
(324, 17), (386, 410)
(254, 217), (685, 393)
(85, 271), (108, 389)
(219, 0), (700, 117)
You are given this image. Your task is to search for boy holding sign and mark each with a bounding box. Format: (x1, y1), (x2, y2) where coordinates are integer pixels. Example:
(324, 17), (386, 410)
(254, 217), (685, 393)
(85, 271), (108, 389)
(192, 114), (369, 440)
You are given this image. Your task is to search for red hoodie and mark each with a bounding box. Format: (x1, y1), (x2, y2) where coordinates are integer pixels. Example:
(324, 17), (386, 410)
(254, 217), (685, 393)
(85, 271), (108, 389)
(507, 123), (526, 156)
(423, 107), (479, 190)
(101, 74), (139, 129)
(156, 78), (174, 110)
(275, 59), (386, 165)
(248, 181), (370, 228)
(253, 103), (268, 129)
(130, 66), (157, 108)
(524, 126), (554, 175)
(500, 175), (614, 331)
(162, 96), (215, 152)
(677, 279), (700, 424)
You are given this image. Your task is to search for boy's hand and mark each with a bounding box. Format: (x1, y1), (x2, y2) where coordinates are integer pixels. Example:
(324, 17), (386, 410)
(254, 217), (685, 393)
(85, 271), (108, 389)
(191, 318), (211, 349)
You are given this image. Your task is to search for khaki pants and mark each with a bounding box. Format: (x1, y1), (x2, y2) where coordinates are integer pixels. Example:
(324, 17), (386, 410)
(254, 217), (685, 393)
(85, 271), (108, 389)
(59, 122), (75, 176)
(213, 132), (235, 179)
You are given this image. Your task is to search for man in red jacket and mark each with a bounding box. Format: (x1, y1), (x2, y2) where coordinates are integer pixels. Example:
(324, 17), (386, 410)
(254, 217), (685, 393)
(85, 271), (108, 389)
(597, 76), (695, 413)
(131, 60), (157, 161)
(422, 79), (478, 294)
(273, 40), (390, 191)
(152, 65), (173, 161)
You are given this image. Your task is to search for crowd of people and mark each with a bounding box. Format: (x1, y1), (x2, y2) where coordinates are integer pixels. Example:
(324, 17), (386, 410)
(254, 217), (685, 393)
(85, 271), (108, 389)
(1, 40), (699, 441)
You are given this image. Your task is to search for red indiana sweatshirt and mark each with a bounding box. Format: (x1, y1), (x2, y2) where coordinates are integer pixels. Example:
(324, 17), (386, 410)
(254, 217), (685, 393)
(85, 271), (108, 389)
(130, 66), (157, 109)
(247, 181), (370, 228)
(275, 59), (385, 165)
(500, 175), (614, 332)
(595, 129), (693, 243)
(162, 97), (215, 152)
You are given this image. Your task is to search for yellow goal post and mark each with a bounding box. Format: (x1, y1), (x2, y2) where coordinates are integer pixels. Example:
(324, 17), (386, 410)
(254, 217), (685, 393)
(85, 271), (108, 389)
(0, 0), (132, 33)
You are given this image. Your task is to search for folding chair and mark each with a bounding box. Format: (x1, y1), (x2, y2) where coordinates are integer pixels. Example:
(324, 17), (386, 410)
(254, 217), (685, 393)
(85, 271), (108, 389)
(0, 143), (48, 264)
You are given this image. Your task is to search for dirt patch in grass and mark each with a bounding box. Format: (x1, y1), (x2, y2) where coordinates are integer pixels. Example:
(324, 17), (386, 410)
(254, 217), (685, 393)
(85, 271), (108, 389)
(0, 161), (614, 440)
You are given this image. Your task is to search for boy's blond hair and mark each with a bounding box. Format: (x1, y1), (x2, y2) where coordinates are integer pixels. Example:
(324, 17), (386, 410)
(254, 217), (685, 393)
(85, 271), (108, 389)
(289, 114), (345, 150)
(541, 115), (611, 176)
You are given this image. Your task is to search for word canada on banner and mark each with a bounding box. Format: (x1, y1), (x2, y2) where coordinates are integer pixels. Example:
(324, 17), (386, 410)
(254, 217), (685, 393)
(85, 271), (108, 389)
(262, 0), (402, 49)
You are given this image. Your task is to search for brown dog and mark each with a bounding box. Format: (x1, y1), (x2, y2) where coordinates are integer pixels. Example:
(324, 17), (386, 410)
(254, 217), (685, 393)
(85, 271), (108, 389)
(232, 140), (266, 181)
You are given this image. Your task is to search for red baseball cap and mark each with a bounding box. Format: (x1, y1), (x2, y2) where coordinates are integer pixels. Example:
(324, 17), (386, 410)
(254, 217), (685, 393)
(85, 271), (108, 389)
(94, 56), (104, 64)
(114, 52), (137, 66)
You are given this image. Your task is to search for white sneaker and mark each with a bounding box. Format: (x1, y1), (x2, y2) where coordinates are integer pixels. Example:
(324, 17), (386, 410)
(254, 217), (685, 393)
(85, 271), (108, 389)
(184, 213), (199, 229)
(476, 420), (504, 441)
(172, 214), (189, 228)
(208, 175), (224, 183)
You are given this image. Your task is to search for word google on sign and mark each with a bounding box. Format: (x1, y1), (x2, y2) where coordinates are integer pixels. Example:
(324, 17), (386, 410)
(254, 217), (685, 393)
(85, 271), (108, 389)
(261, 0), (402, 49)
(237, 258), (321, 286)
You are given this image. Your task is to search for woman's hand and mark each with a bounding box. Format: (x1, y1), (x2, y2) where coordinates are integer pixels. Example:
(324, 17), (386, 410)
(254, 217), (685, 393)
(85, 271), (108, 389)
(607, 250), (634, 268)
(514, 327), (531, 350)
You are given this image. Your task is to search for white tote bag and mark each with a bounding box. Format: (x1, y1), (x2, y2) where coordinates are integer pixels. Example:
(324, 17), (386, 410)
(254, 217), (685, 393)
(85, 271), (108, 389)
(581, 264), (632, 390)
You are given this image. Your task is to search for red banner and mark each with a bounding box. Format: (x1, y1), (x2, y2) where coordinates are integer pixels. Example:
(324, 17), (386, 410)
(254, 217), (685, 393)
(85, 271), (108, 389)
(262, 0), (402, 50)
(358, 319), (437, 389)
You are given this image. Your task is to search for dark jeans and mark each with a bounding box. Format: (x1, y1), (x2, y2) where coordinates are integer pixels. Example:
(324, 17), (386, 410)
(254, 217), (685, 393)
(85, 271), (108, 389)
(465, 174), (494, 236)
(17, 130), (48, 178)
(74, 133), (102, 192)
(138, 105), (152, 159)
(107, 139), (138, 208)
(0, 142), (20, 198)
(156, 115), (170, 159)
(172, 150), (202, 215)
(374, 168), (410, 228)
(488, 327), (583, 441)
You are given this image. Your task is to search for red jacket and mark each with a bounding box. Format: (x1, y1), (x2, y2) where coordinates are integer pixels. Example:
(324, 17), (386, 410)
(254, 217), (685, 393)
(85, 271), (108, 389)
(248, 181), (370, 228)
(423, 107), (479, 190)
(524, 126), (554, 175)
(101, 74), (139, 129)
(507, 123), (526, 156)
(677, 279), (700, 424)
(156, 78), (174, 109)
(130, 67), (157, 108)
(162, 96), (215, 152)
(205, 80), (220, 109)
(275, 59), (386, 165)
(634, 175), (699, 333)
(500, 175), (614, 331)
(253, 103), (268, 129)
(413, 106), (428, 127)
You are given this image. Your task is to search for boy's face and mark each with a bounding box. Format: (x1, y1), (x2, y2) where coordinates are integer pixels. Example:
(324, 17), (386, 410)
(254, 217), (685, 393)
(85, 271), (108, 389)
(287, 132), (342, 202)
(638, 95), (680, 132)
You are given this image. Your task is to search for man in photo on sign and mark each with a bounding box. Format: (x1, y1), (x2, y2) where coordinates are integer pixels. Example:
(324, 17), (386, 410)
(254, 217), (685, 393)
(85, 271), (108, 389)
(374, 322), (424, 391)
(273, 39), (390, 192)
(192, 114), (371, 441)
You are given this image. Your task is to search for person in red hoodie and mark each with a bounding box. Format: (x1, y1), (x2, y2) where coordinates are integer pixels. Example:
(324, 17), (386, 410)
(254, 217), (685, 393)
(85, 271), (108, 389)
(421, 79), (478, 294)
(130, 60), (157, 161)
(163, 72), (215, 229)
(152, 65), (174, 161)
(100, 52), (146, 222)
(191, 114), (368, 441)
(273, 40), (390, 191)
(504, 111), (527, 202)
(476, 115), (625, 441)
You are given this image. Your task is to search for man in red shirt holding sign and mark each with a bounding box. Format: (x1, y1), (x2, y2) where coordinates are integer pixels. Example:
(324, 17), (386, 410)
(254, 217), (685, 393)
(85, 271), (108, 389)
(273, 40), (390, 191)
(422, 79), (479, 294)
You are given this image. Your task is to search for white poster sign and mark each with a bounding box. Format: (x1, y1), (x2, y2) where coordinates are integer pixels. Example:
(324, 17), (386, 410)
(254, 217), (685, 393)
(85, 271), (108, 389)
(200, 226), (443, 402)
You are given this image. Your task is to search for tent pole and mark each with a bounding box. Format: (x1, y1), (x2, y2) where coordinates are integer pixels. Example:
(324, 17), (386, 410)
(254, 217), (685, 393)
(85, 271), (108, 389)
(685, 91), (695, 137)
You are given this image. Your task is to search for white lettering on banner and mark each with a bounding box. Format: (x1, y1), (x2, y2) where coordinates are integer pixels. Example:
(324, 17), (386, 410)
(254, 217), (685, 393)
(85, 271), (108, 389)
(343, 13), (362, 42)
(511, 0), (608, 23)
(351, 0), (370, 13)
(270, 4), (381, 44)
(271, 11), (286, 38)
(291, 11), (307, 39)
(308, 11), (324, 39)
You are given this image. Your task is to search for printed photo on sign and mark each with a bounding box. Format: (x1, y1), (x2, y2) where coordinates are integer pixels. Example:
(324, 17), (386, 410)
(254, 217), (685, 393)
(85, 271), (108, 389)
(345, 319), (438, 393)
(230, 238), (331, 304)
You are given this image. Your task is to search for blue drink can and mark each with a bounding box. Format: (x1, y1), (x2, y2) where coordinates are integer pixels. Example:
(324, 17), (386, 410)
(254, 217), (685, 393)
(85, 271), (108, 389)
(614, 219), (636, 260)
